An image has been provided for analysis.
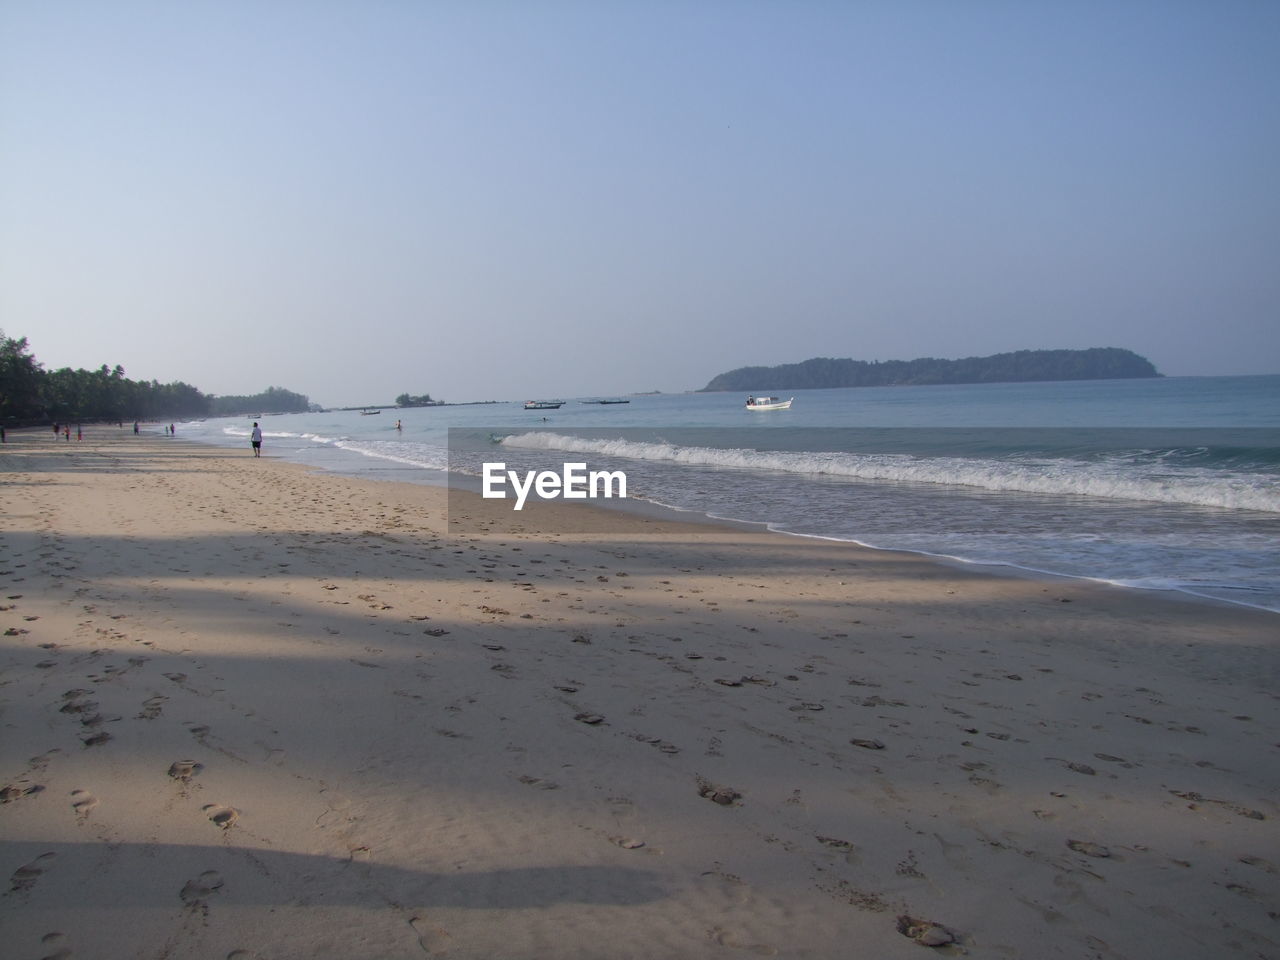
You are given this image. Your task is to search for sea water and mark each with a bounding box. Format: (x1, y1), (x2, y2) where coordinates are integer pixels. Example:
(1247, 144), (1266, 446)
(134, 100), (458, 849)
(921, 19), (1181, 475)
(171, 375), (1280, 612)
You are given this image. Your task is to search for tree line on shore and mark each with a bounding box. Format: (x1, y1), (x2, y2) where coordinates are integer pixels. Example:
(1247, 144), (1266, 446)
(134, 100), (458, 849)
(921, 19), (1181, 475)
(0, 331), (311, 423)
(701, 347), (1160, 392)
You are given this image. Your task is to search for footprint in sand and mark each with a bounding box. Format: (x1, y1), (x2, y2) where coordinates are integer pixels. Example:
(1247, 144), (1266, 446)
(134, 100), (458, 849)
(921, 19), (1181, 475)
(896, 915), (958, 947)
(816, 835), (861, 865)
(59, 693), (97, 716)
(168, 760), (204, 781)
(180, 870), (224, 910)
(409, 915), (451, 955)
(40, 931), (70, 960)
(696, 776), (742, 806)
(1066, 839), (1112, 858)
(1, 783), (43, 803)
(137, 695), (168, 720)
(517, 775), (560, 790)
(203, 804), (240, 829)
(10, 852), (56, 893)
(69, 789), (98, 821)
(712, 927), (777, 955)
(1239, 855), (1277, 874)
(28, 749), (62, 773)
(258, 744), (286, 765)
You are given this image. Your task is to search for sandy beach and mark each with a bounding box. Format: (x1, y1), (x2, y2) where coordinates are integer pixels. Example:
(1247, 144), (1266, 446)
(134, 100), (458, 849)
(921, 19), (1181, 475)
(1, 427), (1277, 959)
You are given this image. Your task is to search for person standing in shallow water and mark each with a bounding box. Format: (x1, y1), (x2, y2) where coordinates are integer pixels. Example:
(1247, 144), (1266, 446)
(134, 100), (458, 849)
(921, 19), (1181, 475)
(250, 422), (262, 457)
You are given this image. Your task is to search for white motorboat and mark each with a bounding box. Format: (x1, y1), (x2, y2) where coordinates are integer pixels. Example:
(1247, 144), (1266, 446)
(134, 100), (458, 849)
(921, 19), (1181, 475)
(745, 395), (793, 410)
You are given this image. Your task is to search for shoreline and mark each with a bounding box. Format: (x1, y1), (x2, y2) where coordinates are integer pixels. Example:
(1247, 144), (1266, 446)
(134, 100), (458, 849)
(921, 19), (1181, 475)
(2, 427), (1277, 959)
(185, 421), (1280, 616)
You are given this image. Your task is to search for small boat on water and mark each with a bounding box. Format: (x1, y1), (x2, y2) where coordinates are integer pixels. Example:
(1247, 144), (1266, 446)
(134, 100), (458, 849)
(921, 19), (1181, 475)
(745, 395), (793, 410)
(360, 409), (381, 415)
(524, 400), (564, 410)
(579, 398), (631, 405)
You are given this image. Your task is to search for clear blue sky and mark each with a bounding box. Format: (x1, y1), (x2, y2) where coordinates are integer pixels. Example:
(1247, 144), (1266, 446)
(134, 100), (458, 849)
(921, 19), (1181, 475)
(2, 0), (1277, 405)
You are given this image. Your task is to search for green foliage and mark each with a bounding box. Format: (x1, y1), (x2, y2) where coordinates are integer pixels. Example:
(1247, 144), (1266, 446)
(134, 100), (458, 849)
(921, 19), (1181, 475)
(41, 365), (209, 421)
(210, 386), (310, 416)
(1, 329), (217, 421)
(395, 392), (438, 407)
(0, 330), (308, 422)
(0, 331), (44, 420)
(701, 348), (1160, 392)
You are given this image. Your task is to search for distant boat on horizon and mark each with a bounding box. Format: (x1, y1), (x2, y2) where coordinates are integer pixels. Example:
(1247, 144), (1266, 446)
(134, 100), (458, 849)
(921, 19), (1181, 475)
(579, 398), (631, 405)
(524, 400), (564, 410)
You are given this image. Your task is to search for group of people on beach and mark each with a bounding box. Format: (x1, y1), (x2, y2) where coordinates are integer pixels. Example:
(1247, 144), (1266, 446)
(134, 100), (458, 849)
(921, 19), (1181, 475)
(0, 421), (188, 445)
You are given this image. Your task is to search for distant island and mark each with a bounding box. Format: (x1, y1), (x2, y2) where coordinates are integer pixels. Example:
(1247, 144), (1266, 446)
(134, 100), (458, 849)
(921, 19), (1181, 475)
(395, 392), (442, 408)
(700, 348), (1160, 392)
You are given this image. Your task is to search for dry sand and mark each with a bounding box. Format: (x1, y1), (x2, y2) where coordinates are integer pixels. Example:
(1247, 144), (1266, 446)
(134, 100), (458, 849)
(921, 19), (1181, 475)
(1, 427), (1277, 959)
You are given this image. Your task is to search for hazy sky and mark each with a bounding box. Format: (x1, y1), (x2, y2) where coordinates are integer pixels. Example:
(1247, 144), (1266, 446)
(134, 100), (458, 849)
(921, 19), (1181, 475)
(2, 1), (1277, 405)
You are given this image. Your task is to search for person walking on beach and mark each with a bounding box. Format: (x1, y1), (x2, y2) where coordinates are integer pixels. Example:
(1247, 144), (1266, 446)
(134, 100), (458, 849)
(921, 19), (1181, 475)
(133, 421), (139, 434)
(251, 422), (262, 457)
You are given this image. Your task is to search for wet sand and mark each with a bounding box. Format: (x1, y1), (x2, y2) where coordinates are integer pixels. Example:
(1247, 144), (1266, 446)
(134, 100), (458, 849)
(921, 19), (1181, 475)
(1, 427), (1277, 959)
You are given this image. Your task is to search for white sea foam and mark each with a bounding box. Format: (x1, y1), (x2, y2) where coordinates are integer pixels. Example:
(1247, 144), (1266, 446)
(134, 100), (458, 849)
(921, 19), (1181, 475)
(501, 431), (1280, 513)
(216, 423), (448, 470)
(333, 439), (449, 472)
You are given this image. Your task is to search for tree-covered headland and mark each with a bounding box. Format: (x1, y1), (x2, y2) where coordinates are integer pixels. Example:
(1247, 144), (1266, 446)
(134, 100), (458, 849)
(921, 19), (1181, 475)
(0, 330), (311, 423)
(210, 387), (311, 416)
(701, 347), (1160, 392)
